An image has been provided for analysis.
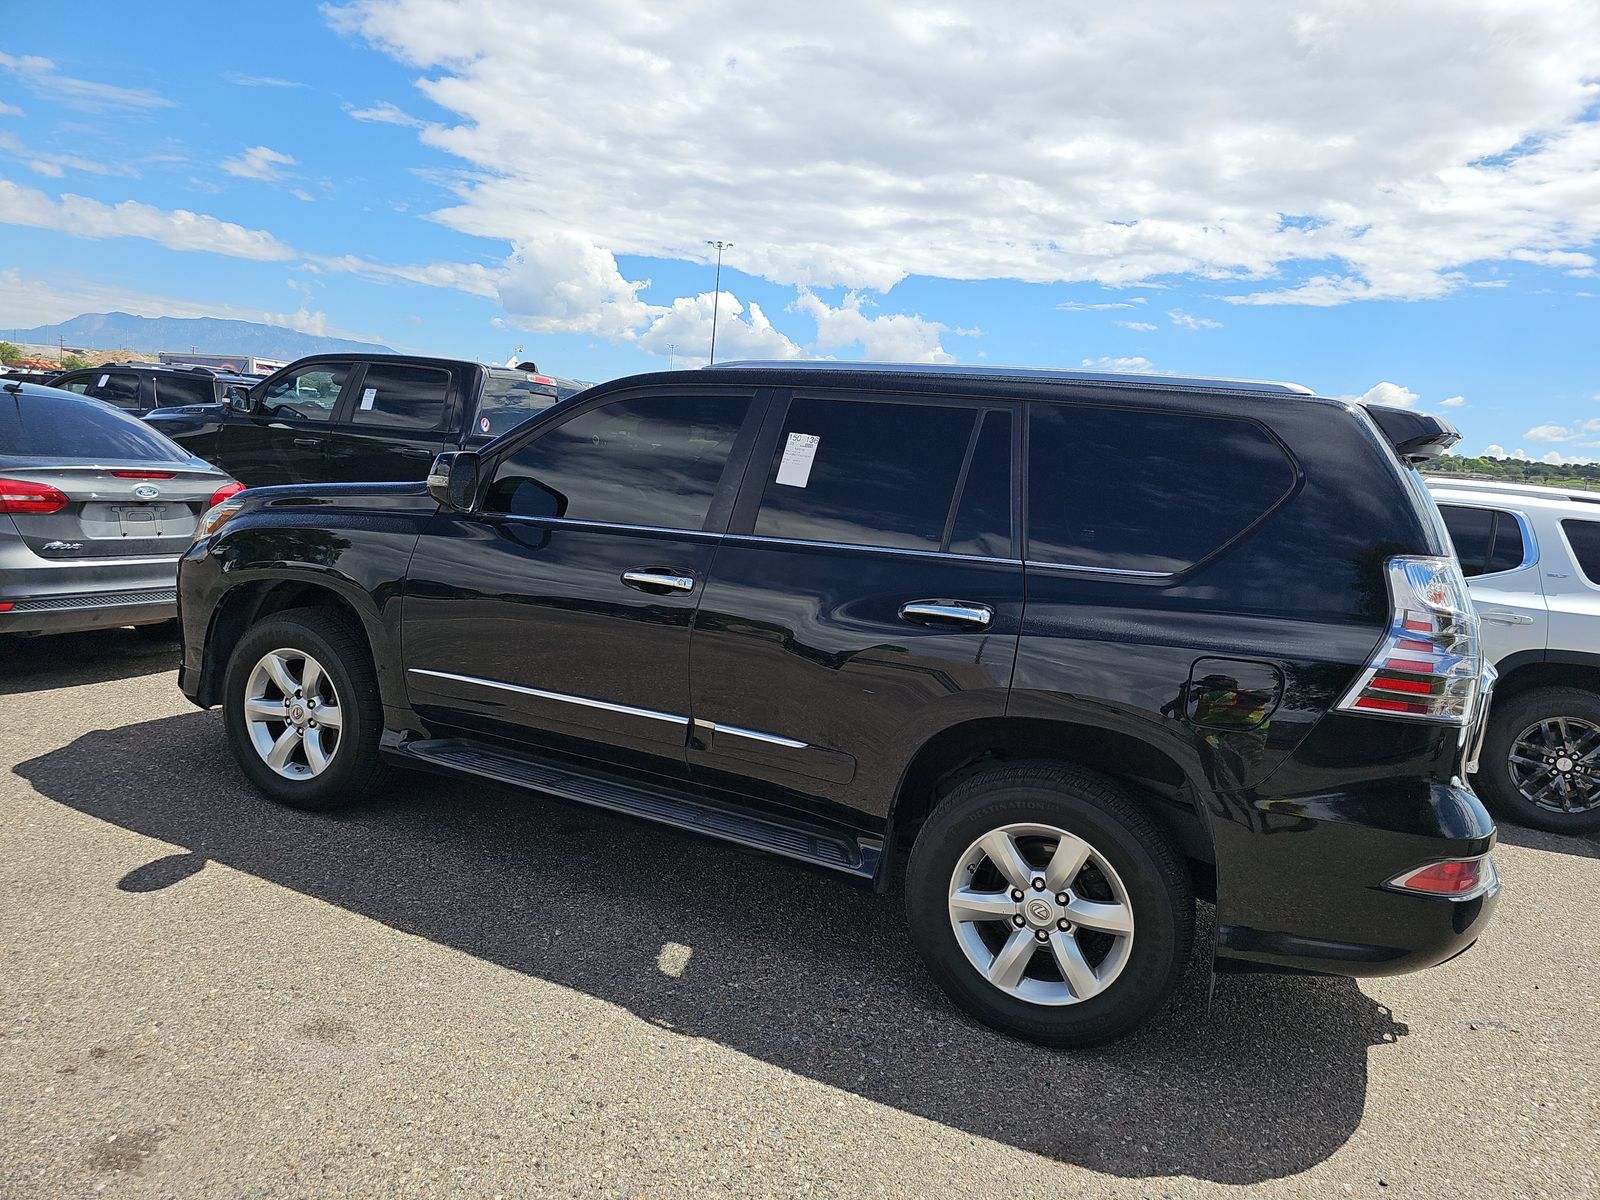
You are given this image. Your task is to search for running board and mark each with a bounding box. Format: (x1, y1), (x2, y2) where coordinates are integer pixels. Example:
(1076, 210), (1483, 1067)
(395, 737), (878, 880)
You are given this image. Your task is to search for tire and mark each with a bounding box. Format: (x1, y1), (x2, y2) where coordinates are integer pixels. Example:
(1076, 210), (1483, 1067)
(222, 607), (385, 811)
(905, 761), (1193, 1049)
(1476, 686), (1600, 835)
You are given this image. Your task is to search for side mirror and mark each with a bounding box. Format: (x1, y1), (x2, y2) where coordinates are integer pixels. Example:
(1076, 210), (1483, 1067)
(427, 451), (481, 512)
(227, 386), (253, 413)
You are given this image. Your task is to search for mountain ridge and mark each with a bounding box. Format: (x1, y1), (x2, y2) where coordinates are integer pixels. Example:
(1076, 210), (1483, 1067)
(7, 312), (393, 358)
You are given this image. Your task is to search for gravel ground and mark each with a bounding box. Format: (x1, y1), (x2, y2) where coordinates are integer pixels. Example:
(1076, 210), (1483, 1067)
(1, 627), (1596, 1199)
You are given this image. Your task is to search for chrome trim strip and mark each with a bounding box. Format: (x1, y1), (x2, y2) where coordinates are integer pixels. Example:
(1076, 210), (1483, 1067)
(719, 531), (1018, 566)
(406, 668), (689, 726)
(711, 722), (808, 749)
(1025, 559), (1172, 579)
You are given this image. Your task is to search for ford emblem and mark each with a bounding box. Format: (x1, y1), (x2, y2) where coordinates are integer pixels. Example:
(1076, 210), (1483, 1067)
(132, 484), (161, 500)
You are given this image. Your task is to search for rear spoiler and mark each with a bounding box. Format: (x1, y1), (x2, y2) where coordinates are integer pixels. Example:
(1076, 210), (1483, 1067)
(1363, 403), (1461, 463)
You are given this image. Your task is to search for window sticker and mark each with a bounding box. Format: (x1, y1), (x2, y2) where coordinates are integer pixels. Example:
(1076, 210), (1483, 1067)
(359, 387), (377, 411)
(776, 432), (820, 487)
(480, 416), (492, 434)
(98, 374), (110, 387)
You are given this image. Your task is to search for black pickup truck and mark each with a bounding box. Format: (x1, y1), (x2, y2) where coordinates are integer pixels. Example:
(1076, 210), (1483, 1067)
(144, 353), (573, 487)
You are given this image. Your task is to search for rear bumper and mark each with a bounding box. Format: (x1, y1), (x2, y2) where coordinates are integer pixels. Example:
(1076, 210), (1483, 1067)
(1212, 778), (1499, 977)
(0, 587), (176, 634)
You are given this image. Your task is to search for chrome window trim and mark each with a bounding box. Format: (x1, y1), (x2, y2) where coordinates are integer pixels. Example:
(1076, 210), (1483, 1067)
(1435, 501), (1539, 576)
(1025, 558), (1173, 579)
(719, 530), (1017, 565)
(407, 668), (689, 726)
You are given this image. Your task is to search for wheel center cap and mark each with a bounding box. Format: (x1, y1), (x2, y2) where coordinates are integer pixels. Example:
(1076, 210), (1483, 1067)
(288, 702), (306, 724)
(1023, 897), (1056, 928)
(1557, 755), (1574, 772)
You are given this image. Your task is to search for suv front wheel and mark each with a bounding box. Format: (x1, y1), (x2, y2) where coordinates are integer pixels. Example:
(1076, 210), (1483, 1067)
(905, 761), (1193, 1048)
(222, 608), (385, 811)
(1477, 686), (1600, 835)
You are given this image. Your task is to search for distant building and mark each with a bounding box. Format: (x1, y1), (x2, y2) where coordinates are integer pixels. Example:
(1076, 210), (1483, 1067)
(159, 351), (287, 375)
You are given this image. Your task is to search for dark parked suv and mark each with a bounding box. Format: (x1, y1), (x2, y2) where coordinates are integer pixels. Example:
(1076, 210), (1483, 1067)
(49, 361), (261, 414)
(177, 362), (1498, 1046)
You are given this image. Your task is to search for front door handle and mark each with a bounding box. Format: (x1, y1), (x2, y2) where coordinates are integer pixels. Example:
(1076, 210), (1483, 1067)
(622, 569), (696, 593)
(899, 599), (993, 629)
(398, 447), (433, 459)
(292, 437), (322, 448)
(1481, 609), (1535, 626)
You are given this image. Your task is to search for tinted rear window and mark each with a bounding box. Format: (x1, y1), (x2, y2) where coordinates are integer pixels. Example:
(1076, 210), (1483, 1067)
(1562, 520), (1600, 585)
(0, 390), (193, 461)
(351, 363), (450, 430)
(753, 396), (978, 551)
(1440, 504), (1526, 576)
(1027, 404), (1295, 573)
(94, 372), (144, 410)
(154, 373), (217, 408)
(476, 372), (560, 439)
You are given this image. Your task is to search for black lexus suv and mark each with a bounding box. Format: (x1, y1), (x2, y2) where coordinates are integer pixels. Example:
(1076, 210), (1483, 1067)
(177, 362), (1498, 1047)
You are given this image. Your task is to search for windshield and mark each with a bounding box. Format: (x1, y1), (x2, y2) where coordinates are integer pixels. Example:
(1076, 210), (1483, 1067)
(474, 371), (560, 439)
(0, 387), (203, 463)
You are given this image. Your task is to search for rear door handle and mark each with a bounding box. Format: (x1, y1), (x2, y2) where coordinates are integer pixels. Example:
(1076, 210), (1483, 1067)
(899, 599), (993, 629)
(622, 569), (696, 593)
(1481, 609), (1535, 626)
(398, 447), (433, 459)
(292, 437), (322, 448)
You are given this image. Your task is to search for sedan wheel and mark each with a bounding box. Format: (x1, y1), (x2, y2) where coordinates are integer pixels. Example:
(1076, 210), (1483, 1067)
(243, 647), (344, 780)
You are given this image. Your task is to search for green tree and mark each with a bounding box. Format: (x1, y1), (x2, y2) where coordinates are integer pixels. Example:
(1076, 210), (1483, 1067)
(60, 353), (94, 370)
(1422, 454), (1600, 493)
(0, 341), (21, 365)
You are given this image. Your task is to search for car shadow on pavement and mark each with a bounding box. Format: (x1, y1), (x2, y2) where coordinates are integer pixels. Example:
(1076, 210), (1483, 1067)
(0, 628), (178, 696)
(17, 711), (1410, 1185)
(1493, 821), (1600, 860)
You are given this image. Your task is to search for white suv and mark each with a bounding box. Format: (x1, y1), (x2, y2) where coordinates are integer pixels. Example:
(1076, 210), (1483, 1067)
(1428, 476), (1600, 834)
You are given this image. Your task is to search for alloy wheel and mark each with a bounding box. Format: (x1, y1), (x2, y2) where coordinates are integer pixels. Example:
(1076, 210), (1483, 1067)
(243, 648), (343, 780)
(947, 821), (1135, 1006)
(1508, 716), (1600, 814)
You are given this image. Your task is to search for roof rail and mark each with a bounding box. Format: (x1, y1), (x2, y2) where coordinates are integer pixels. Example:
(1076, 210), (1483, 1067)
(1424, 475), (1600, 501)
(703, 359), (1316, 396)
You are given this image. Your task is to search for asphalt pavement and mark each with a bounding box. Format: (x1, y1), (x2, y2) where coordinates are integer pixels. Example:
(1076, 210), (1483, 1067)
(1, 627), (1596, 1198)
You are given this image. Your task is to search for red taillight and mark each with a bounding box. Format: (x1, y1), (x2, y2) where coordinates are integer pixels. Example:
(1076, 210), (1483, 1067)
(1387, 856), (1496, 899)
(0, 478), (69, 514)
(208, 481), (246, 508)
(1338, 557), (1483, 725)
(111, 470), (177, 479)
(0, 602), (13, 613)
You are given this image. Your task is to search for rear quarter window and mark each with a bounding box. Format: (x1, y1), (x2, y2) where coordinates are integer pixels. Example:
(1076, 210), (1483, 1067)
(1561, 519), (1600, 585)
(1027, 403), (1296, 574)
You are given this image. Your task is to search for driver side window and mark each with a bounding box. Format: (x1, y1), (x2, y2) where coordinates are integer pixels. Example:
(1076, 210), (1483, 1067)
(262, 363), (350, 421)
(485, 393), (751, 530)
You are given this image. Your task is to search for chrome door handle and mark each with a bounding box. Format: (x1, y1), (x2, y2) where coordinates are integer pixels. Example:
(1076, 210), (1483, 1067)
(292, 437), (322, 448)
(622, 569), (695, 593)
(1481, 609), (1535, 625)
(899, 600), (993, 629)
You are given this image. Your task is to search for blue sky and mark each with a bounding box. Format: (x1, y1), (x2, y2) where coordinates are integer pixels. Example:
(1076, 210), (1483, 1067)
(2, 1), (1598, 459)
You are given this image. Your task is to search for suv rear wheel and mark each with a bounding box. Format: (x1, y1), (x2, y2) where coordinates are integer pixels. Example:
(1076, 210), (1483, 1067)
(222, 608), (384, 811)
(1478, 686), (1600, 835)
(905, 761), (1193, 1048)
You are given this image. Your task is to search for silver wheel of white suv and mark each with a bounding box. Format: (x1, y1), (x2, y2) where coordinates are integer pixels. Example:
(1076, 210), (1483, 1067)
(243, 647), (344, 780)
(947, 821), (1136, 1005)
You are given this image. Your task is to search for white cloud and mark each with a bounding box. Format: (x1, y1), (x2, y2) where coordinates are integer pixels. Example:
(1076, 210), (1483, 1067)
(0, 50), (172, 112)
(1346, 381), (1422, 409)
(0, 102), (21, 117)
(346, 101), (425, 128)
(224, 73), (307, 89)
(1541, 450), (1598, 465)
(0, 132), (138, 178)
(794, 291), (954, 362)
(0, 179), (294, 260)
(330, 1), (1600, 304)
(1081, 356), (1159, 373)
(636, 292), (801, 368)
(497, 232), (655, 338)
(1169, 310), (1222, 330)
(1524, 418), (1600, 443)
(221, 146), (297, 182)
(1483, 444), (1507, 459)
(1440, 395), (1466, 408)
(1118, 320), (1158, 331)
(1058, 297), (1148, 311)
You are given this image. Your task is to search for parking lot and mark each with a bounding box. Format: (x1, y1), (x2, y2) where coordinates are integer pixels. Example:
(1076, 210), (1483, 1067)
(0, 628), (1595, 1199)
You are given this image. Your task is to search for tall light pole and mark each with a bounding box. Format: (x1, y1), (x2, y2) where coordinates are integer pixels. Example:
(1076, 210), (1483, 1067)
(706, 239), (731, 364)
